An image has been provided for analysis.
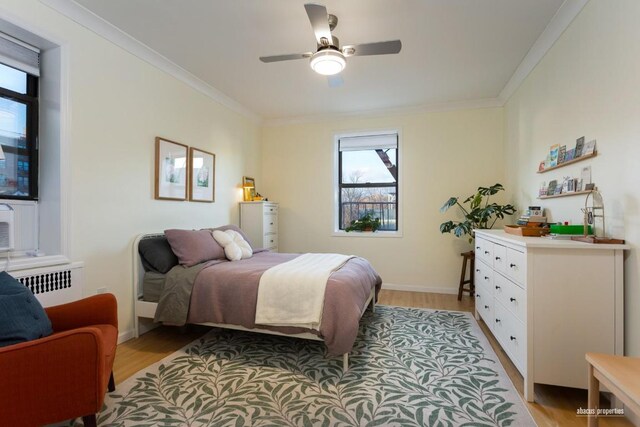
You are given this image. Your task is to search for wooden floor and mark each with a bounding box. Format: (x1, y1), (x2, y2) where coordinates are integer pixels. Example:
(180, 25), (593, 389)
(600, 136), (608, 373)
(114, 290), (632, 427)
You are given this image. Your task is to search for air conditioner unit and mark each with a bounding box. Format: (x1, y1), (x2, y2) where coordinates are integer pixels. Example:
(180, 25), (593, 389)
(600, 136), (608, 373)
(0, 204), (14, 251)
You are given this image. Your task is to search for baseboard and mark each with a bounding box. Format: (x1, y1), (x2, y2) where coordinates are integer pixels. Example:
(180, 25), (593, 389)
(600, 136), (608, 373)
(381, 283), (458, 295)
(118, 329), (134, 344)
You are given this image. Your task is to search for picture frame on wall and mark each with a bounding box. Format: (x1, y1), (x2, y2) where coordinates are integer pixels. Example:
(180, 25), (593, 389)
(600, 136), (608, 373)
(189, 148), (216, 202)
(155, 137), (188, 200)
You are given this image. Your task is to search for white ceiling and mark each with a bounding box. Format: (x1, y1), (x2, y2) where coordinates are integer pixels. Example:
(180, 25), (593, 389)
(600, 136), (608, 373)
(72, 0), (565, 121)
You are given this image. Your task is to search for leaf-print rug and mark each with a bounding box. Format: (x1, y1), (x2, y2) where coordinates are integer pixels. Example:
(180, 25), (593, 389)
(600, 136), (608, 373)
(96, 306), (535, 426)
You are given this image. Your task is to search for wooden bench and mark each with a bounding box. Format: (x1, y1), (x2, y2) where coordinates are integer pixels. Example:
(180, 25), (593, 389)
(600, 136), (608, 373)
(586, 352), (640, 426)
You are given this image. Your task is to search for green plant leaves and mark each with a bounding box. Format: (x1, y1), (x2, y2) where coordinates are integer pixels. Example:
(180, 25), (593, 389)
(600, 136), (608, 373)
(92, 307), (531, 427)
(439, 183), (517, 239)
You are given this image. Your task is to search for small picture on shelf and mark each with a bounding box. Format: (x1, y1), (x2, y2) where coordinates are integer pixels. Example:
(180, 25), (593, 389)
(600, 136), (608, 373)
(558, 145), (567, 164)
(585, 183), (595, 191)
(539, 182), (547, 197)
(549, 144), (559, 167)
(547, 180), (557, 196)
(554, 184), (562, 195)
(583, 139), (596, 156)
(577, 178), (583, 192)
(575, 136), (585, 157)
(538, 161), (546, 172)
(565, 148), (575, 162)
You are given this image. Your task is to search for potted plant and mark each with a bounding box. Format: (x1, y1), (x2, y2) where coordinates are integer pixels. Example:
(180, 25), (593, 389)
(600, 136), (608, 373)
(345, 213), (381, 232)
(439, 183), (516, 243)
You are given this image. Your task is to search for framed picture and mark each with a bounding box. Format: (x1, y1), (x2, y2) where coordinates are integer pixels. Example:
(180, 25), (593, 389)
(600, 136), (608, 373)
(242, 176), (255, 201)
(189, 147), (216, 202)
(155, 137), (188, 200)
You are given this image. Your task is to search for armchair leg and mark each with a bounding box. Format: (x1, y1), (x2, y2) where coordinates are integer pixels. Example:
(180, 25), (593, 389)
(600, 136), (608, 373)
(108, 371), (115, 392)
(82, 414), (97, 427)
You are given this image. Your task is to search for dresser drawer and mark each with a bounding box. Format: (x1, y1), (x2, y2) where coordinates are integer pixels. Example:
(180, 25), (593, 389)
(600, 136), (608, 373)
(475, 238), (494, 267)
(264, 204), (278, 215)
(494, 274), (526, 323)
(263, 234), (278, 249)
(263, 216), (278, 233)
(475, 286), (493, 323)
(475, 262), (494, 294)
(495, 302), (526, 374)
(506, 248), (526, 286)
(493, 244), (507, 275)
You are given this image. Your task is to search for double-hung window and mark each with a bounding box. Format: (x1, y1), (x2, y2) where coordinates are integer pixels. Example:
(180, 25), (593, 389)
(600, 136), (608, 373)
(0, 33), (39, 200)
(337, 132), (399, 231)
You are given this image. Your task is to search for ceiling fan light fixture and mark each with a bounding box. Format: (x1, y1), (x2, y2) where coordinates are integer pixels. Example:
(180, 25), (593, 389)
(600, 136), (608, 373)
(310, 50), (346, 75)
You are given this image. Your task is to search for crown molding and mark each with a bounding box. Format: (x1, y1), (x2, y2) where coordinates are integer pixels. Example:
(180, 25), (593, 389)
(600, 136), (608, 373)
(263, 97), (503, 127)
(498, 0), (589, 103)
(39, 0), (262, 124)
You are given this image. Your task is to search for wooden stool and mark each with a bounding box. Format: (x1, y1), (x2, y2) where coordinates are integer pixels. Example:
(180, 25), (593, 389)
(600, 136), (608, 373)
(457, 251), (475, 301)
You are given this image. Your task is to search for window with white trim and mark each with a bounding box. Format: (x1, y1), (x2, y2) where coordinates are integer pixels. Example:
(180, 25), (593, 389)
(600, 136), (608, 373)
(337, 132), (398, 231)
(0, 33), (39, 200)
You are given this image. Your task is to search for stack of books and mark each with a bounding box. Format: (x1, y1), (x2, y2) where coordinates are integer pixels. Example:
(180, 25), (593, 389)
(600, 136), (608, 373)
(516, 206), (547, 226)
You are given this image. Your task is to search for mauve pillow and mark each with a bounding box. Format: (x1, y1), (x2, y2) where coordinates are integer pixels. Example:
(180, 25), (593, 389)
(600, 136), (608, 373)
(164, 229), (225, 267)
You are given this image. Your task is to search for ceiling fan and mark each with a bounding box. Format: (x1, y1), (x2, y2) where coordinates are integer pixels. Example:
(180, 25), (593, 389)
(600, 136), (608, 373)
(259, 3), (402, 77)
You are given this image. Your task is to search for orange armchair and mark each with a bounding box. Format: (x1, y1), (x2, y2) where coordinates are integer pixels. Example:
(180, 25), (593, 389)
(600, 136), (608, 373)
(0, 293), (118, 427)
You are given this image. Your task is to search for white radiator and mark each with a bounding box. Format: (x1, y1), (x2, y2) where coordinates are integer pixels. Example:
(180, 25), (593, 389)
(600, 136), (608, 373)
(11, 262), (84, 307)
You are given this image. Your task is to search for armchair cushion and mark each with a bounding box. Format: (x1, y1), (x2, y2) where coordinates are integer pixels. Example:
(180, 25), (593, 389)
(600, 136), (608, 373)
(0, 272), (52, 347)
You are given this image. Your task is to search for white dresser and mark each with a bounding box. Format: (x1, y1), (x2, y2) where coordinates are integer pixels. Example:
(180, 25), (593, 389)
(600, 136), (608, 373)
(474, 230), (627, 402)
(239, 202), (278, 251)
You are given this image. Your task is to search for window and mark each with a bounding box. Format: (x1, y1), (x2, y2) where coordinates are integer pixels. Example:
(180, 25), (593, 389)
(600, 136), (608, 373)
(337, 132), (398, 231)
(0, 33), (39, 200)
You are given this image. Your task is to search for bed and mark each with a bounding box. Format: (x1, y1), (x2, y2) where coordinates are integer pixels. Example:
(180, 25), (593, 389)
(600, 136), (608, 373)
(132, 228), (382, 370)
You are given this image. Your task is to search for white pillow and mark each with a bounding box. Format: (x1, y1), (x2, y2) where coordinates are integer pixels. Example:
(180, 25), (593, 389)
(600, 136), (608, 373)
(212, 230), (253, 261)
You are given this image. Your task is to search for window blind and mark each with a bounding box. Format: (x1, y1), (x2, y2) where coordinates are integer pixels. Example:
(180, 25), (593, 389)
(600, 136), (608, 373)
(0, 32), (40, 77)
(339, 133), (397, 151)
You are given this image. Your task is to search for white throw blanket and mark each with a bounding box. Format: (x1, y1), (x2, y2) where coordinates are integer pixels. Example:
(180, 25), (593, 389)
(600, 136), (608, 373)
(255, 253), (355, 329)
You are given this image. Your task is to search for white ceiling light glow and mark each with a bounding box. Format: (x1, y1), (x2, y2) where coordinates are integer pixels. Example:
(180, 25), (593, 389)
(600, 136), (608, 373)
(310, 50), (346, 75)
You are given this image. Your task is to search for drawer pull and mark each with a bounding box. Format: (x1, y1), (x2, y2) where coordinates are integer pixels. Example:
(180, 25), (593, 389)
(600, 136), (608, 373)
(476, 269), (480, 272)
(510, 297), (516, 302)
(476, 294), (481, 298)
(484, 276), (489, 280)
(495, 318), (501, 323)
(510, 336), (516, 341)
(495, 256), (501, 260)
(484, 305), (489, 309)
(476, 246), (480, 249)
(510, 263), (516, 268)
(495, 285), (500, 290)
(484, 251), (489, 255)
(270, 222), (274, 225)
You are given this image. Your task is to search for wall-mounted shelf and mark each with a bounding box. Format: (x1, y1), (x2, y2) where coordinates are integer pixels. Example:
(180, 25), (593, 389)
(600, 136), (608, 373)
(537, 151), (597, 174)
(538, 190), (592, 200)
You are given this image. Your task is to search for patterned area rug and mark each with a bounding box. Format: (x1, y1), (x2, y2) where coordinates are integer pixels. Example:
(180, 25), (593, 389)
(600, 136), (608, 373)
(93, 306), (535, 426)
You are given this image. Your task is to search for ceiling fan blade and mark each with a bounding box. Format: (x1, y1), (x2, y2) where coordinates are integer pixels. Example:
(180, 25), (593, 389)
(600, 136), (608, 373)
(327, 74), (344, 88)
(304, 3), (333, 45)
(259, 53), (312, 63)
(343, 40), (402, 57)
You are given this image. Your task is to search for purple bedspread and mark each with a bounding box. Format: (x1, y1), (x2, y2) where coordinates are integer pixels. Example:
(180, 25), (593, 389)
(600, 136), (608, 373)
(187, 252), (382, 355)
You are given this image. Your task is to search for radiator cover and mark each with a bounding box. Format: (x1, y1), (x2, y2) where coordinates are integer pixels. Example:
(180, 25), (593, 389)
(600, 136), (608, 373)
(11, 262), (84, 307)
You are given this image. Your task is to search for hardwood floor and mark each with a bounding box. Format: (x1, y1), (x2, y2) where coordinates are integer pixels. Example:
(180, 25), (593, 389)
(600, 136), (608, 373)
(114, 290), (632, 426)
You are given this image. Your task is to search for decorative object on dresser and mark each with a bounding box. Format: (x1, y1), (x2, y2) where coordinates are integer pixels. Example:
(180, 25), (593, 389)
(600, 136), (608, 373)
(155, 137), (188, 201)
(240, 201), (278, 251)
(440, 183), (517, 243)
(242, 176), (256, 201)
(189, 147), (215, 202)
(474, 229), (628, 402)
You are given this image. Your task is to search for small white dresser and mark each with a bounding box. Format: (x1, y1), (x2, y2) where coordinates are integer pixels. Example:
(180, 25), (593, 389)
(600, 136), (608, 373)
(239, 202), (278, 251)
(474, 229), (628, 402)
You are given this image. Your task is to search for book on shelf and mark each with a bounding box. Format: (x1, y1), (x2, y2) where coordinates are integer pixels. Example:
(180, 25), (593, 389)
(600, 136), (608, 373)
(575, 136), (585, 157)
(549, 144), (559, 167)
(583, 139), (596, 156)
(558, 145), (567, 163)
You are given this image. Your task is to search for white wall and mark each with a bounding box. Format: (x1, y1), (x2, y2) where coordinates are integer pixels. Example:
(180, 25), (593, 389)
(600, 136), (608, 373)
(262, 108), (506, 293)
(0, 0), (261, 335)
(504, 0), (640, 355)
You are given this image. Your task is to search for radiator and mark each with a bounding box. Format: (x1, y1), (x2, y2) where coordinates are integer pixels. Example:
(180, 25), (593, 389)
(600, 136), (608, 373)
(11, 262), (84, 307)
